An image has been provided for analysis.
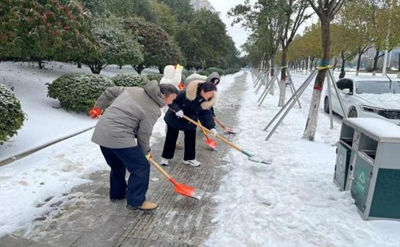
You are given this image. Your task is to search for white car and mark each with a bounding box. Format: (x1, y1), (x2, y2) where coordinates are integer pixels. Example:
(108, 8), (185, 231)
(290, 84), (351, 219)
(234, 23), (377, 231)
(324, 77), (400, 125)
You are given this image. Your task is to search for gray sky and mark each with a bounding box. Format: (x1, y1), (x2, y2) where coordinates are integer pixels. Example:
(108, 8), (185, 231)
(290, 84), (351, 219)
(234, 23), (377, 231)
(209, 0), (316, 53)
(208, 0), (251, 51)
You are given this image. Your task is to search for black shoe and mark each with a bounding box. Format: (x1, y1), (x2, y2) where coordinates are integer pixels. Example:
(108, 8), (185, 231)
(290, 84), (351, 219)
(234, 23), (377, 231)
(110, 197), (125, 202)
(110, 193), (127, 202)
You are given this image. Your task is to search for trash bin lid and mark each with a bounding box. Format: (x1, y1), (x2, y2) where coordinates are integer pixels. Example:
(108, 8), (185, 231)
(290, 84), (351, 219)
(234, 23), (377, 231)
(343, 118), (400, 143)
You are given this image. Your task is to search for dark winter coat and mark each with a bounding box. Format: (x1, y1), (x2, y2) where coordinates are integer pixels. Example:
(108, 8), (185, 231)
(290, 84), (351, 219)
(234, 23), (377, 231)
(165, 80), (217, 131)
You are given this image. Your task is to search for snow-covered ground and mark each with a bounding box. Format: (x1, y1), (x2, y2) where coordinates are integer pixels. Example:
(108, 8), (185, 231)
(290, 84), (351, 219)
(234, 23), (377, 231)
(0, 61), (157, 162)
(1, 62), (400, 246)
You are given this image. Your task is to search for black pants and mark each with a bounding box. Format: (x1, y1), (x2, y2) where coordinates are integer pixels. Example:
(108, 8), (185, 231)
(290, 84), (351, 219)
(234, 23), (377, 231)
(162, 125), (196, 160)
(100, 146), (149, 207)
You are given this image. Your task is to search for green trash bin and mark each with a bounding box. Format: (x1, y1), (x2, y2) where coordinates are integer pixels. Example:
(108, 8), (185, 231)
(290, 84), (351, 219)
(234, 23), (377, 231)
(342, 118), (400, 220)
(334, 140), (352, 191)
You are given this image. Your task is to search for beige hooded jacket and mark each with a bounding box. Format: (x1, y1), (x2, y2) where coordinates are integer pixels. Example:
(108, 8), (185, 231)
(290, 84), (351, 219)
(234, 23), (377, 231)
(91, 80), (165, 154)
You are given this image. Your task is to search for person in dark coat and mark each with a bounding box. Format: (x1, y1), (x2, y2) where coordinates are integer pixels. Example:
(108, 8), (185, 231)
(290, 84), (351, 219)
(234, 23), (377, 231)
(160, 81), (218, 167)
(89, 81), (178, 212)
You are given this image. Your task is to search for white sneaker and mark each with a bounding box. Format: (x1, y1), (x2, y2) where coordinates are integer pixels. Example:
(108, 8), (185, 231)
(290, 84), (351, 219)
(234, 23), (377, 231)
(183, 159), (201, 167)
(160, 158), (169, 166)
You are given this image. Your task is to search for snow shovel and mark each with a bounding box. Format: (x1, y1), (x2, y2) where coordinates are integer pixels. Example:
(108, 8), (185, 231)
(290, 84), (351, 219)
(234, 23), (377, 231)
(183, 115), (271, 164)
(198, 120), (218, 150)
(214, 117), (236, 134)
(148, 158), (202, 200)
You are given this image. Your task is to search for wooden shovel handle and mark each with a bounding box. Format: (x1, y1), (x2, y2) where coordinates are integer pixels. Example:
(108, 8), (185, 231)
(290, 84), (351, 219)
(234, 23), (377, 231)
(183, 115), (243, 152)
(214, 117), (227, 128)
(198, 120), (211, 140)
(148, 158), (172, 180)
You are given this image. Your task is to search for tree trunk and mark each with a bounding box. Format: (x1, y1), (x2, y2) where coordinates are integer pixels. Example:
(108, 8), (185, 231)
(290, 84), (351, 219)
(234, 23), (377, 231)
(356, 50), (362, 76)
(332, 57), (338, 71)
(341, 51), (346, 72)
(270, 59), (275, 95)
(132, 64), (145, 74)
(372, 50), (382, 76)
(303, 18), (331, 141)
(158, 66), (164, 74)
(77, 62), (82, 69)
(89, 62), (103, 74)
(38, 59), (44, 69)
(398, 53), (400, 79)
(278, 46), (288, 107)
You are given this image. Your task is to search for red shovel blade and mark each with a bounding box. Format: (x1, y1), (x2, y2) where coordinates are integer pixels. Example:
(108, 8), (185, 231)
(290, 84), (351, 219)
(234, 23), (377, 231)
(170, 178), (202, 200)
(205, 136), (218, 150)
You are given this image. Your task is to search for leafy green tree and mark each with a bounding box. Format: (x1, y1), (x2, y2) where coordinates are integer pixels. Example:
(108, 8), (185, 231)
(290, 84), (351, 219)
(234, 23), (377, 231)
(80, 0), (107, 15)
(176, 9), (232, 70)
(82, 17), (143, 74)
(124, 18), (182, 74)
(157, 0), (195, 23)
(151, 1), (178, 37)
(101, 0), (155, 22)
(0, 0), (91, 68)
(367, 1), (400, 74)
(337, 0), (373, 75)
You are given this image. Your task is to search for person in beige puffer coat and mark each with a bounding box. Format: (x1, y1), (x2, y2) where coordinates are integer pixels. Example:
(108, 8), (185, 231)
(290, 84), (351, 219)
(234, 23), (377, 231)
(89, 80), (178, 212)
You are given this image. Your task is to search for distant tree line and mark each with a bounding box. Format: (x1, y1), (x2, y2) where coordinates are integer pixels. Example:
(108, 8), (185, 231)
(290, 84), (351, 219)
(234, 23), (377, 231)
(0, 0), (247, 74)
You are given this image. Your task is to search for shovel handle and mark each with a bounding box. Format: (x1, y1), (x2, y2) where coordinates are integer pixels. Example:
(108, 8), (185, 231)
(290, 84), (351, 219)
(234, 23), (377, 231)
(183, 115), (244, 153)
(198, 120), (212, 141)
(214, 117), (227, 129)
(148, 158), (172, 180)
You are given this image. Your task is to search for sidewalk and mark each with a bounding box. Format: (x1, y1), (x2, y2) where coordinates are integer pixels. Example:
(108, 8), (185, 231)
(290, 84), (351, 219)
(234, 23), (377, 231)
(0, 73), (248, 247)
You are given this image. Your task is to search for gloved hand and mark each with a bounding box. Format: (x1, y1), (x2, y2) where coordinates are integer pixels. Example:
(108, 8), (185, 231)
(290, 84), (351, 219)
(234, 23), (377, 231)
(88, 107), (102, 119)
(210, 128), (218, 136)
(145, 153), (153, 160)
(175, 110), (184, 118)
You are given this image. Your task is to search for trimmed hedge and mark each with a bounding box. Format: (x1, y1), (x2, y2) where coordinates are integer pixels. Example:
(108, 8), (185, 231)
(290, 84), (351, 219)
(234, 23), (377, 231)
(0, 84), (25, 144)
(112, 73), (149, 87)
(197, 70), (210, 76)
(182, 70), (194, 78)
(146, 73), (163, 83)
(205, 67), (225, 76)
(47, 73), (115, 113)
(225, 68), (241, 74)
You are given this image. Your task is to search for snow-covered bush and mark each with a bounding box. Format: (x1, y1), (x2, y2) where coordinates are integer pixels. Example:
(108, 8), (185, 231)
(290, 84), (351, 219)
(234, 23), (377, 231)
(0, 84), (25, 144)
(111, 74), (149, 87)
(181, 73), (187, 83)
(206, 67), (225, 76)
(197, 70), (210, 76)
(47, 73), (115, 113)
(225, 68), (241, 75)
(146, 73), (163, 83)
(182, 70), (194, 79)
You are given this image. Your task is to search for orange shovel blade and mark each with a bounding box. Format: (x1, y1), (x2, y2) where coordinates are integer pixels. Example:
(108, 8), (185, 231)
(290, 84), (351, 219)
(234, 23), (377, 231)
(205, 138), (218, 150)
(170, 179), (202, 200)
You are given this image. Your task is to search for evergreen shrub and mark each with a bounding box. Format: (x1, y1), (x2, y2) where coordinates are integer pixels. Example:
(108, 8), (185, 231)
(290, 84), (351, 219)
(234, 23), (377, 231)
(0, 84), (25, 144)
(205, 67), (225, 76)
(146, 73), (163, 83)
(112, 74), (149, 87)
(47, 73), (115, 113)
